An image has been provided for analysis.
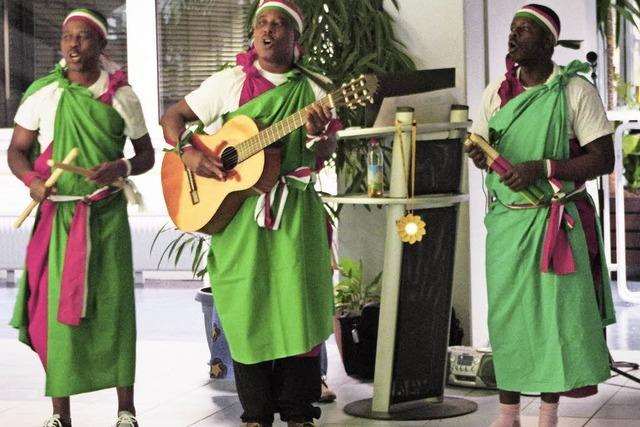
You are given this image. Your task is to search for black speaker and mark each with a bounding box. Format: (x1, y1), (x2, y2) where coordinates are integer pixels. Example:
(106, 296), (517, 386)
(413, 138), (463, 195)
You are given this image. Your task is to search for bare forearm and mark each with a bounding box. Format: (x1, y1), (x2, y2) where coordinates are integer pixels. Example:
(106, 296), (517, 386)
(128, 134), (155, 176)
(160, 114), (186, 144)
(551, 156), (611, 182)
(128, 149), (154, 176)
(159, 99), (198, 144)
(550, 135), (614, 182)
(503, 135), (614, 192)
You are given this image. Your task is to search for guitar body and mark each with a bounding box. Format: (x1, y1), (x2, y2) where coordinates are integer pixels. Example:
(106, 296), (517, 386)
(161, 74), (378, 235)
(161, 115), (280, 234)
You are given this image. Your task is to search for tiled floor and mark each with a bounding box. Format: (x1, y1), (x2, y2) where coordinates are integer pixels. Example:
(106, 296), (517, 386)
(1, 283), (640, 426)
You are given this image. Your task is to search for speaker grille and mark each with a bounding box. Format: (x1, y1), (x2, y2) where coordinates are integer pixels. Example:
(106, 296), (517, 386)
(478, 356), (496, 388)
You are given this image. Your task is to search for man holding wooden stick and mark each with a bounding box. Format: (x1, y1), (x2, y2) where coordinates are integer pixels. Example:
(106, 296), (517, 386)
(7, 8), (153, 427)
(465, 4), (615, 427)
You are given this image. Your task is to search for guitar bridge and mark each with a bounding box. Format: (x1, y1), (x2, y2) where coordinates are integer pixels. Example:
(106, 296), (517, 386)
(185, 167), (200, 205)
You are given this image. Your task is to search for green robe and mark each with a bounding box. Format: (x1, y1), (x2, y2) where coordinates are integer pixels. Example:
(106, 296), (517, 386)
(10, 65), (136, 397)
(485, 61), (615, 393)
(208, 73), (334, 364)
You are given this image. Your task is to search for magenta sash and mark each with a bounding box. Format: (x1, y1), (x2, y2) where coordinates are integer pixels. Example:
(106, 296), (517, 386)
(540, 198), (577, 275)
(236, 49), (276, 104)
(56, 188), (119, 326)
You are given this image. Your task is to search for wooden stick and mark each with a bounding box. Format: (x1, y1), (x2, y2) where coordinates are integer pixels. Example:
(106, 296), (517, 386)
(46, 160), (125, 189)
(14, 147), (80, 228)
(464, 134), (543, 205)
(46, 160), (91, 178)
(464, 133), (500, 163)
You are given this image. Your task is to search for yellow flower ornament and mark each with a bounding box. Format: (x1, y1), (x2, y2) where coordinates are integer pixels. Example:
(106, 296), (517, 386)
(396, 213), (426, 244)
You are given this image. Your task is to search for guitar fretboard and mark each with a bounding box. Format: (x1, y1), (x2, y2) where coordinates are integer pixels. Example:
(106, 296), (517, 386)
(234, 95), (334, 163)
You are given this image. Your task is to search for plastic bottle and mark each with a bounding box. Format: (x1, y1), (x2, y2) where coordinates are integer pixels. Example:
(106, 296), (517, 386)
(367, 138), (384, 197)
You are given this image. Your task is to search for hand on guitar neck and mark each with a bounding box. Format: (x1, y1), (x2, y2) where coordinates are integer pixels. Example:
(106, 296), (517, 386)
(304, 102), (333, 136)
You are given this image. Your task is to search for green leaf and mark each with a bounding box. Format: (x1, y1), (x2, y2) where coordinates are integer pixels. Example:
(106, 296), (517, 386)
(150, 222), (171, 255)
(623, 134), (640, 156)
(173, 237), (194, 266)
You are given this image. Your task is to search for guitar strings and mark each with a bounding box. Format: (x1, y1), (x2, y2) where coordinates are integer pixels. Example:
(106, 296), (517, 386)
(219, 91), (350, 167)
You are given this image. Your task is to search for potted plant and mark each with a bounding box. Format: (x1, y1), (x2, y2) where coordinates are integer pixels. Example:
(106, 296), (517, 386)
(151, 225), (236, 389)
(333, 256), (381, 379)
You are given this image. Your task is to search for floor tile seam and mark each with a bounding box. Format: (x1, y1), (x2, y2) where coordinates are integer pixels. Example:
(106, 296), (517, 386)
(137, 382), (221, 416)
(583, 383), (624, 424)
(584, 418), (640, 426)
(185, 401), (241, 426)
(0, 401), (22, 415)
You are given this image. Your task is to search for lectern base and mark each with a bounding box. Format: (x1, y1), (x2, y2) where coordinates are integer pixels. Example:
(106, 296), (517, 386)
(343, 396), (478, 420)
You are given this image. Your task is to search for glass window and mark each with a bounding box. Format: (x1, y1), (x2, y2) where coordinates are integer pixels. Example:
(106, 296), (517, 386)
(1, 1), (127, 127)
(156, 0), (250, 116)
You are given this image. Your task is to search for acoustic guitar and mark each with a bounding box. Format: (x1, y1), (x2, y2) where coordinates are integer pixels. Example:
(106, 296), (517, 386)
(161, 74), (379, 234)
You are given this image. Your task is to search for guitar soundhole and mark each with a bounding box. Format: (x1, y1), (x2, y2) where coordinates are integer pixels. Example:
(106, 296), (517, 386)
(221, 146), (238, 171)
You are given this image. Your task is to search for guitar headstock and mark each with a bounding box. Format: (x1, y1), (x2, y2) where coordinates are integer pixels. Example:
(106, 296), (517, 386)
(332, 74), (379, 110)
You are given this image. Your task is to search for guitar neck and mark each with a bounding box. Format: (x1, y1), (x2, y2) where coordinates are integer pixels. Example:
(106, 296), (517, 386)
(236, 95), (334, 163)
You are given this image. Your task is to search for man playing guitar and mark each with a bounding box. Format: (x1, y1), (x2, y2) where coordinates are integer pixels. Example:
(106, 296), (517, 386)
(160, 1), (339, 426)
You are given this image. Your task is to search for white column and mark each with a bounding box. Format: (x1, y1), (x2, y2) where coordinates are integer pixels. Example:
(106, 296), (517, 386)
(371, 108), (414, 413)
(126, 0), (161, 142)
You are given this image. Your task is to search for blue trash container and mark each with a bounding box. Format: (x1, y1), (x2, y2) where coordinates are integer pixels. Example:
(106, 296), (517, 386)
(195, 287), (235, 390)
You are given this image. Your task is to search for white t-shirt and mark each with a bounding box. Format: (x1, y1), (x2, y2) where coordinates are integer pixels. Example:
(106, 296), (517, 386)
(14, 69), (148, 151)
(470, 63), (613, 146)
(185, 61), (327, 128)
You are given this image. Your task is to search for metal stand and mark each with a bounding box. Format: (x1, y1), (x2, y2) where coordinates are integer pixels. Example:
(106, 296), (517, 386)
(343, 396), (478, 420)
(610, 354), (640, 383)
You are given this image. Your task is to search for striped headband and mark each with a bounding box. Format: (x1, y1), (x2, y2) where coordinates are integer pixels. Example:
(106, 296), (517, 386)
(515, 4), (560, 44)
(63, 8), (108, 40)
(254, 0), (304, 33)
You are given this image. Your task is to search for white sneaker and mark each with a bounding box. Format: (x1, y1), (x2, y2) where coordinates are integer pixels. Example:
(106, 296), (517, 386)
(115, 411), (139, 427)
(42, 415), (69, 427)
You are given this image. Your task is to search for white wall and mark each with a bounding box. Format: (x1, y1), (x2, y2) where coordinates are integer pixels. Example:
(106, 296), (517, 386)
(385, 0), (466, 99)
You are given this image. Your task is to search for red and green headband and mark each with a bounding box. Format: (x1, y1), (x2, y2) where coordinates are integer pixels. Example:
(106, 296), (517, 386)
(63, 8), (108, 40)
(253, 0), (304, 33)
(515, 4), (560, 44)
